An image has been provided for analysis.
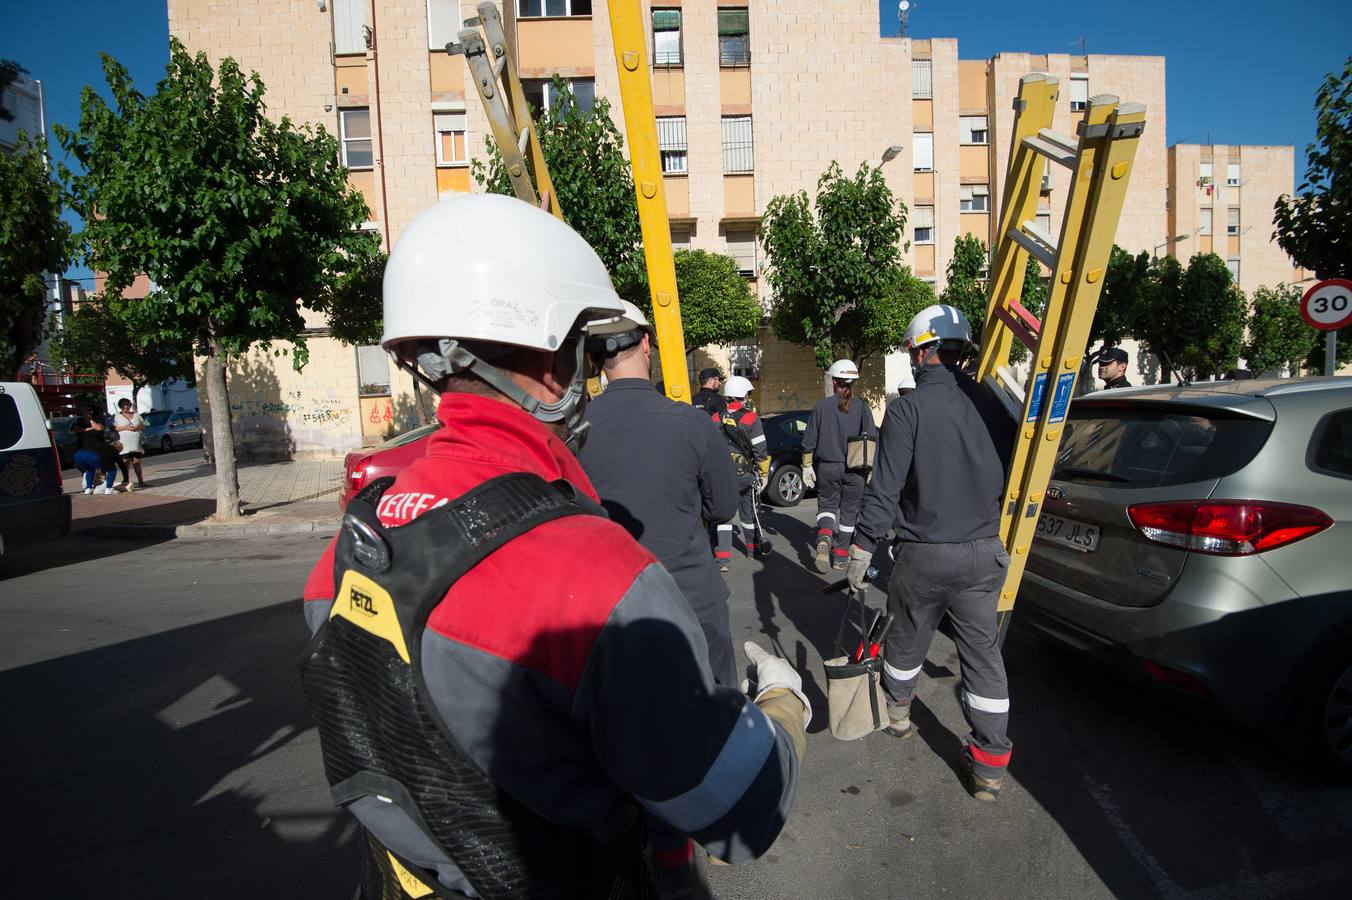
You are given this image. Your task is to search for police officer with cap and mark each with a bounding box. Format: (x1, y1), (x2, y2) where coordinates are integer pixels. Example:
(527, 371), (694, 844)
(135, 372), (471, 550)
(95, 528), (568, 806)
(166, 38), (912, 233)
(300, 195), (808, 898)
(1095, 346), (1132, 389)
(578, 302), (741, 687)
(692, 367), (728, 419)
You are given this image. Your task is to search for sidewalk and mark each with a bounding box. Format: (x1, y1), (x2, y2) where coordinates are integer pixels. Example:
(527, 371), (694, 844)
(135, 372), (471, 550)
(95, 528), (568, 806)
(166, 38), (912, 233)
(66, 455), (345, 539)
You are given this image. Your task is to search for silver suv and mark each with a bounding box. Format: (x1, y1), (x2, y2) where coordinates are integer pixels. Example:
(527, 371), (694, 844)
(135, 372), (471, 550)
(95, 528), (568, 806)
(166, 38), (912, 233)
(1015, 378), (1352, 777)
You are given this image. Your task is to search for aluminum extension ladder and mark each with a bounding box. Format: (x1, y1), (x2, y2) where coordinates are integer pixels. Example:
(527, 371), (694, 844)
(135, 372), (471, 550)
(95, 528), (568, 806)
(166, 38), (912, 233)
(975, 74), (1147, 638)
(448, 1), (691, 402)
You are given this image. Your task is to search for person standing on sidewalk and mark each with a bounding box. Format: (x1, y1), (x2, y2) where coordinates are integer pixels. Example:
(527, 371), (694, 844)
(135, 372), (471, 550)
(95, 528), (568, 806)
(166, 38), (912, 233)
(72, 404), (119, 495)
(714, 376), (769, 568)
(300, 195), (807, 899)
(692, 367), (728, 420)
(113, 398), (149, 490)
(846, 304), (1016, 801)
(802, 359), (877, 572)
(578, 301), (740, 687)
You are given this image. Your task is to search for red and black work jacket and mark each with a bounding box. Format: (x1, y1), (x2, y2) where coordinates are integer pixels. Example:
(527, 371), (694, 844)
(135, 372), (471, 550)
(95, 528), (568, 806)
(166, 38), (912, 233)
(716, 401), (768, 476)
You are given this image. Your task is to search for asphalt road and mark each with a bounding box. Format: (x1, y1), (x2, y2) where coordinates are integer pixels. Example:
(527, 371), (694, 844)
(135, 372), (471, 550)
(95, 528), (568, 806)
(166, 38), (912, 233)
(3, 505), (1350, 898)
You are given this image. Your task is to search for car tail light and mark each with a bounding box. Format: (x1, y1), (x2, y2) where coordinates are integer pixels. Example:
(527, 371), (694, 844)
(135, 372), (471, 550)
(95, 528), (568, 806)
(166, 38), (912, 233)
(1141, 660), (1212, 697)
(347, 456), (373, 493)
(1128, 500), (1333, 556)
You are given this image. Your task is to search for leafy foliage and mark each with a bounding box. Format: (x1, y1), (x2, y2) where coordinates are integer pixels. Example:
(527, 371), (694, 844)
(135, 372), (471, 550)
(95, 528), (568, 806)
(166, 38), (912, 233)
(1093, 245), (1151, 350)
(667, 250), (760, 351)
(0, 59), (26, 122)
(1010, 256), (1049, 363)
(1243, 284), (1313, 376)
(47, 296), (192, 390)
(0, 136), (71, 376)
(473, 80), (647, 302)
(1134, 254), (1185, 381)
(1135, 253), (1245, 380)
(762, 161), (930, 368)
(1274, 54), (1352, 281)
(939, 233), (988, 343)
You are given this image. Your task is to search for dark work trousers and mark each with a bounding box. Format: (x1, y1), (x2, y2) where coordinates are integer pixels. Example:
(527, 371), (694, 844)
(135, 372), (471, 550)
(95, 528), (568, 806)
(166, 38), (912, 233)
(813, 461), (865, 562)
(717, 473), (760, 558)
(691, 588), (737, 688)
(881, 537), (1013, 779)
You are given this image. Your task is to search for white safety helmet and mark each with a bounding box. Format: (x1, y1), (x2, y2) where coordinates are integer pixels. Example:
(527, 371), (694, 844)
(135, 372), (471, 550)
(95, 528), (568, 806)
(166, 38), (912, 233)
(586, 300), (652, 359)
(904, 304), (972, 351)
(381, 194), (625, 444)
(826, 359), (860, 382)
(724, 375), (754, 399)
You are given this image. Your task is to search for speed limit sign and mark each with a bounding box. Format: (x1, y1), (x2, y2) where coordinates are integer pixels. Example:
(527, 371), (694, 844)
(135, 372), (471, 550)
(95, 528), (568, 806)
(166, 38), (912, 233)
(1301, 278), (1352, 331)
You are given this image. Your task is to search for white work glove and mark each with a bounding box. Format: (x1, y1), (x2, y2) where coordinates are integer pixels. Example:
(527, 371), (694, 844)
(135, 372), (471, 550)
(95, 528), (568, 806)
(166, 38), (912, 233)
(846, 544), (872, 592)
(801, 465), (816, 490)
(744, 641), (811, 729)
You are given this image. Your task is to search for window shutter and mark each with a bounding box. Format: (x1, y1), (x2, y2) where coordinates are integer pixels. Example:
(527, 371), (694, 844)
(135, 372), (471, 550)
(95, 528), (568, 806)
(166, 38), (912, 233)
(334, 0), (367, 54)
(717, 8), (749, 35)
(1070, 77), (1088, 105)
(913, 206), (935, 229)
(913, 133), (933, 171)
(652, 9), (681, 30)
(911, 59), (933, 99)
(357, 346), (391, 393)
(428, 0), (459, 48)
(434, 112), (466, 132)
(722, 116), (753, 173)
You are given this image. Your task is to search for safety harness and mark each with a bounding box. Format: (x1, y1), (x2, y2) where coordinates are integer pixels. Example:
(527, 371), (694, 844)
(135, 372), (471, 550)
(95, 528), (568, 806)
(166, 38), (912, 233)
(300, 473), (652, 900)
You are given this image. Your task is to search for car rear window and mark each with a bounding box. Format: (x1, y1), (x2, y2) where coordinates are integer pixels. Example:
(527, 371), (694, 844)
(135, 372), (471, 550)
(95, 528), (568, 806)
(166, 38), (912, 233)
(1053, 406), (1273, 489)
(1309, 409), (1352, 479)
(0, 393), (21, 449)
(145, 411), (172, 426)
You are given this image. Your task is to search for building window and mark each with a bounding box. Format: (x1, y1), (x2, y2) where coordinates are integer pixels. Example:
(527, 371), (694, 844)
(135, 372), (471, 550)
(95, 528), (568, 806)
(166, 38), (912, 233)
(1227, 163), (1240, 187)
(657, 116), (687, 174)
(671, 229), (692, 252)
(1199, 162), (1213, 183)
(913, 132), (933, 172)
(1199, 207), (1213, 236)
(729, 339), (761, 380)
(428, 0), (459, 49)
(357, 346), (391, 396)
(960, 116), (988, 145)
(1069, 75), (1088, 112)
(340, 108), (373, 169)
(911, 58), (933, 99)
(1226, 258), (1240, 281)
(1041, 159), (1053, 191)
(718, 8), (750, 67)
(726, 229), (757, 276)
(1227, 207), (1240, 235)
(522, 78), (595, 116)
(913, 205), (935, 244)
(334, 0), (368, 54)
(1035, 211), (1053, 236)
(959, 184), (989, 212)
(434, 112), (467, 166)
(652, 9), (682, 66)
(722, 116), (753, 174)
(517, 0), (592, 17)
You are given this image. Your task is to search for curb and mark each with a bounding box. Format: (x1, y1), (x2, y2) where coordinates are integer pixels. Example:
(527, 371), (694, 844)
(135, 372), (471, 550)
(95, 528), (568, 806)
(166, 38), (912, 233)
(75, 520), (340, 540)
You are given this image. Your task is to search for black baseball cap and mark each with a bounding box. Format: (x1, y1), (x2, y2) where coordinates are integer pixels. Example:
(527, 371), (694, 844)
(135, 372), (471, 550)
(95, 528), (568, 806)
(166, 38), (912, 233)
(698, 367), (724, 382)
(1097, 347), (1128, 365)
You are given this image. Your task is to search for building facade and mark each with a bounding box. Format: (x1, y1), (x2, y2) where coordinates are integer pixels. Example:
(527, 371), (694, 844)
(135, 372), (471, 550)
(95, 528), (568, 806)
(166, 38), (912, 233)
(166, 0), (1304, 458)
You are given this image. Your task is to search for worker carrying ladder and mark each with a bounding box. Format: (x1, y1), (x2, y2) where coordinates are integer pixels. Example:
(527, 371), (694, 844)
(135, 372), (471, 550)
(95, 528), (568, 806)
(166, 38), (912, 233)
(976, 74), (1147, 638)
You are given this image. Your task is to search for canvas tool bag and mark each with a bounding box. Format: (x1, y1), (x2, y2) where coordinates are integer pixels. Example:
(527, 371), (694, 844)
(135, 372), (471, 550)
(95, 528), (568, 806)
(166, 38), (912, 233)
(822, 589), (889, 741)
(845, 408), (875, 474)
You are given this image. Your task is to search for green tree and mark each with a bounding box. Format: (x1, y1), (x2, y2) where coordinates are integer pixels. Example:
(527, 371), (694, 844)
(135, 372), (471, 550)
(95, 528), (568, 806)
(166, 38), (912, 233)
(1093, 245), (1151, 350)
(0, 59), (26, 122)
(763, 161), (928, 371)
(1274, 54), (1351, 282)
(1, 136), (71, 377)
(1008, 256), (1049, 364)
(667, 249), (761, 352)
(1174, 253), (1245, 379)
(1244, 284), (1314, 376)
(1135, 254), (1185, 383)
(939, 233), (989, 344)
(47, 296), (193, 396)
(57, 41), (382, 519)
(473, 81), (646, 302)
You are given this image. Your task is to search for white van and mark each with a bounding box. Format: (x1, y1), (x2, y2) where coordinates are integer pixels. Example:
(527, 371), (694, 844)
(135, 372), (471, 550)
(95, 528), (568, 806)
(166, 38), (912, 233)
(0, 382), (72, 553)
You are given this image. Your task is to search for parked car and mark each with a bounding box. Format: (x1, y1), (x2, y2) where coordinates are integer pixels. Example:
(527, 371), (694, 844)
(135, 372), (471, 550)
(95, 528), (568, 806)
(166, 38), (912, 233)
(340, 422), (439, 508)
(49, 415), (78, 468)
(142, 408), (204, 453)
(1014, 378), (1352, 777)
(0, 382), (72, 554)
(760, 410), (812, 507)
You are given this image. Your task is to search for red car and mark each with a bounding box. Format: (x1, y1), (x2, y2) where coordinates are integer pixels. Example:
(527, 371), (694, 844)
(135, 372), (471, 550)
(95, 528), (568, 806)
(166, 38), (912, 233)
(339, 422), (438, 508)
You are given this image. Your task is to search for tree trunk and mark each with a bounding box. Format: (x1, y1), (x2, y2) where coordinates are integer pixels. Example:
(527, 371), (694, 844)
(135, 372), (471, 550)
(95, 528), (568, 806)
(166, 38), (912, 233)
(204, 339), (242, 521)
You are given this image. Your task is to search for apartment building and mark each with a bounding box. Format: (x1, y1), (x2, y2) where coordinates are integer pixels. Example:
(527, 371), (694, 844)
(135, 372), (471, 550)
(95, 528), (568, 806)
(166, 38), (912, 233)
(166, 0), (1302, 457)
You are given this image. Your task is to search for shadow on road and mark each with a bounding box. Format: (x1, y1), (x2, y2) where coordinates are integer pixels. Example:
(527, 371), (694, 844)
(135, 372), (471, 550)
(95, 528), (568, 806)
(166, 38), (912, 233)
(0, 533), (177, 580)
(0, 599), (356, 897)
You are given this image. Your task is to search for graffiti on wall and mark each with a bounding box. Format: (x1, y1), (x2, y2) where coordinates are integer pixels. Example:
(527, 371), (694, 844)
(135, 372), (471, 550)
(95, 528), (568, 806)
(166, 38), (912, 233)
(229, 393), (354, 428)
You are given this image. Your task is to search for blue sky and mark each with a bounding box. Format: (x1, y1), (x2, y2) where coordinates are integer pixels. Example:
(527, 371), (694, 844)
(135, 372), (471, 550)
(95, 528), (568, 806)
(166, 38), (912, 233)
(3, 0), (1350, 281)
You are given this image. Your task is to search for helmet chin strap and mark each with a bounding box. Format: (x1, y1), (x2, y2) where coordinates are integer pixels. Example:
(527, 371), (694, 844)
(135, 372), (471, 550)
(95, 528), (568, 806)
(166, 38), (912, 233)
(400, 338), (593, 451)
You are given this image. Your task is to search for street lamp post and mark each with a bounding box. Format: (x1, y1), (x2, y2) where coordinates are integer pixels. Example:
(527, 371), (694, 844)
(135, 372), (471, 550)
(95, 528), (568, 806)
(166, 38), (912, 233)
(1153, 234), (1190, 259)
(880, 144), (904, 165)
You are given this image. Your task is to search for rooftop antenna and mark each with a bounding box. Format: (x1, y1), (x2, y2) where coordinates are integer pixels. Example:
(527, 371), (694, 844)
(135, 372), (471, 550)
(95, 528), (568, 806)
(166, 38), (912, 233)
(898, 1), (916, 37)
(1071, 35), (1087, 56)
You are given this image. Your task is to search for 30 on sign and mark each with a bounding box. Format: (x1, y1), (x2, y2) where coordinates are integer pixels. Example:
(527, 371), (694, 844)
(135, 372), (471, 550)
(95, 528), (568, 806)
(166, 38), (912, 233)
(1300, 278), (1352, 331)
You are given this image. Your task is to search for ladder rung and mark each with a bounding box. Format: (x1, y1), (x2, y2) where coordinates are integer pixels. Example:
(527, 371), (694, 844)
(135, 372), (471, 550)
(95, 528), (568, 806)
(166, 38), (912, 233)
(1008, 221), (1057, 270)
(493, 56), (505, 81)
(1007, 298), (1041, 335)
(1022, 128), (1078, 169)
(993, 307), (1039, 351)
(517, 128), (531, 154)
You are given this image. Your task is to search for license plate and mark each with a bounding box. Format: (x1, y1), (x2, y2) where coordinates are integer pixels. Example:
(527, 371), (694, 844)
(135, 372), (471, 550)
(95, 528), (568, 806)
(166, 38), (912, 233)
(1035, 512), (1100, 552)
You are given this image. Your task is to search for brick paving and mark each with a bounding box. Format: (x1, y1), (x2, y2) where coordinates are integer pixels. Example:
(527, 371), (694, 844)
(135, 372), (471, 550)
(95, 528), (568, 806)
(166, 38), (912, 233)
(63, 454), (343, 505)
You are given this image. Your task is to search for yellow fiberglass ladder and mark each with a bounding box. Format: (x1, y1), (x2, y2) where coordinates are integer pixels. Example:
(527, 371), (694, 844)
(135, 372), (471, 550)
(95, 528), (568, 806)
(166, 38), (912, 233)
(448, 1), (691, 403)
(975, 74), (1147, 639)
